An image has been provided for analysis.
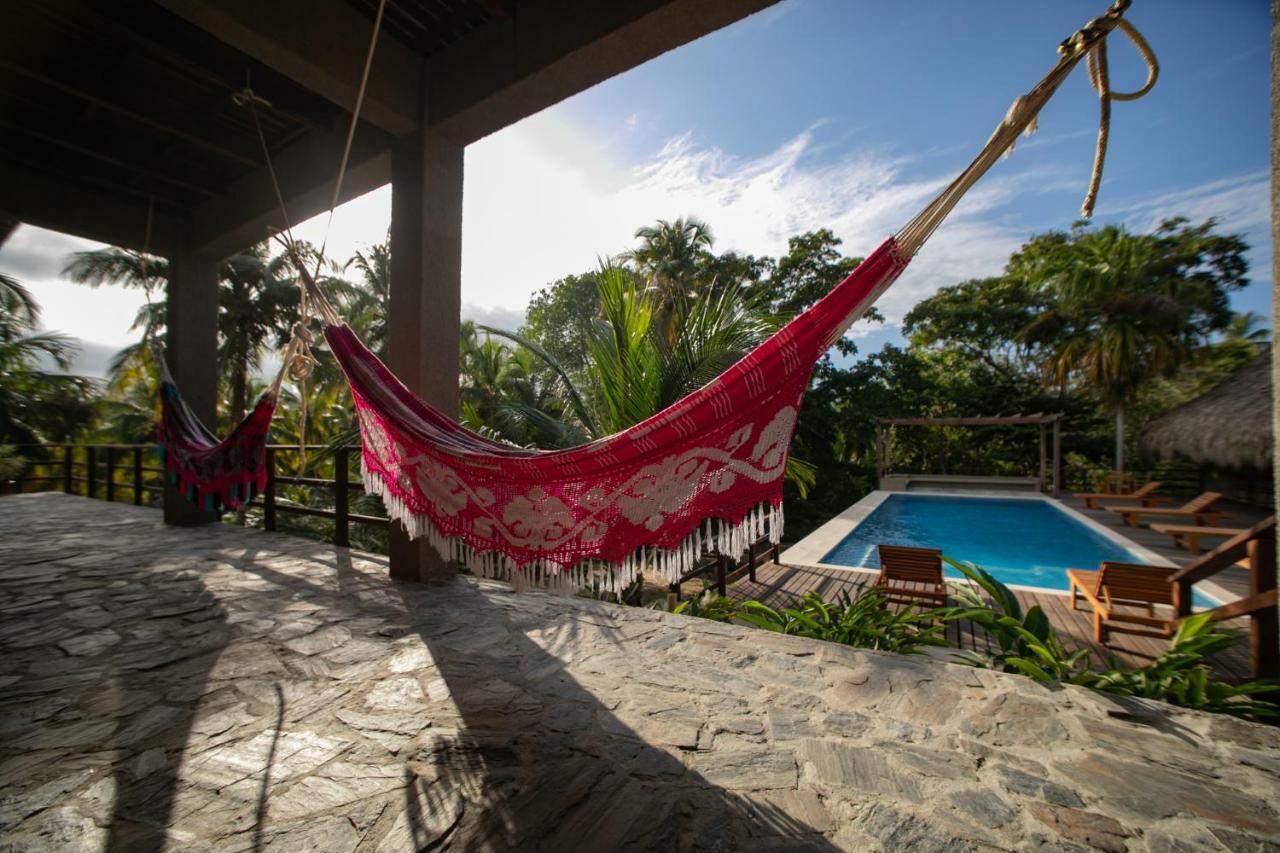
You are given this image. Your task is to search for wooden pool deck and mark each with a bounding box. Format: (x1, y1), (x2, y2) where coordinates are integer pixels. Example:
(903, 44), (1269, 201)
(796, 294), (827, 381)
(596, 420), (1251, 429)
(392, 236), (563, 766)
(728, 495), (1270, 682)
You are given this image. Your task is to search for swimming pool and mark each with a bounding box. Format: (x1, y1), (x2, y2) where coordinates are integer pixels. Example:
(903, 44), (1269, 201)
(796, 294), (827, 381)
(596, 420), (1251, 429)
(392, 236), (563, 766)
(820, 493), (1178, 594)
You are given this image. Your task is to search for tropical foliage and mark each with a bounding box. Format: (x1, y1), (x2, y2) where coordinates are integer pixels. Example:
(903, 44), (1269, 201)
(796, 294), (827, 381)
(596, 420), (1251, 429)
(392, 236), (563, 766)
(0, 272), (95, 450)
(677, 564), (1277, 721)
(674, 588), (948, 655)
(5, 214), (1263, 538)
(941, 560), (1278, 720)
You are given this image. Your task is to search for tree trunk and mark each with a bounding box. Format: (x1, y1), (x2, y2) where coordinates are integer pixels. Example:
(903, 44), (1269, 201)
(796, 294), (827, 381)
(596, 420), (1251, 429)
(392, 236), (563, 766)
(231, 346), (247, 426)
(1114, 404), (1125, 474)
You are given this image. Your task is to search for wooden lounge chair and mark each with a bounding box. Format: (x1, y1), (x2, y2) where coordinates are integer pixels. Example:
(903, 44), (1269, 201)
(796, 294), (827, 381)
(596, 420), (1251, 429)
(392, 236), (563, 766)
(1065, 561), (1177, 643)
(1075, 480), (1168, 511)
(1105, 492), (1232, 528)
(1149, 523), (1248, 555)
(876, 544), (948, 606)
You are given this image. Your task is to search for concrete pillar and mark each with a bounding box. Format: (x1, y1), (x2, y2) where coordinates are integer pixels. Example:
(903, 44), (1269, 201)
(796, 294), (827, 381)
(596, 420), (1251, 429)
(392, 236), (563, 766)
(1270, 0), (1279, 625)
(163, 251), (220, 525)
(387, 127), (463, 582)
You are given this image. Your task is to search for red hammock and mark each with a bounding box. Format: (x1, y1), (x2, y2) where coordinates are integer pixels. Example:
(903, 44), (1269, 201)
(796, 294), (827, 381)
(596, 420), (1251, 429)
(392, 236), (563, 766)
(312, 0), (1157, 592)
(323, 240), (907, 590)
(158, 377), (275, 512)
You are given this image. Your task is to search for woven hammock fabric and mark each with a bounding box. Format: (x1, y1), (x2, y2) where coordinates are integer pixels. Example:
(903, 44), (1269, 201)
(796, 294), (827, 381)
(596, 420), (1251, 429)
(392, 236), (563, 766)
(158, 382), (275, 512)
(324, 237), (909, 591)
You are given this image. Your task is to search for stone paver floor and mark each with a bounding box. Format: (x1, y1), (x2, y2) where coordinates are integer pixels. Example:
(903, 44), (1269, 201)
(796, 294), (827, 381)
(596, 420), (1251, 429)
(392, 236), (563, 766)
(1, 493), (1279, 851)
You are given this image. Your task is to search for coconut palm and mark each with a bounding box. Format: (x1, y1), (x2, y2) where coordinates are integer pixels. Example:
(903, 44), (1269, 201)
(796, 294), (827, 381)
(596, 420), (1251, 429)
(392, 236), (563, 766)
(217, 246), (298, 424)
(64, 243), (302, 426)
(0, 272), (95, 445)
(1021, 226), (1200, 473)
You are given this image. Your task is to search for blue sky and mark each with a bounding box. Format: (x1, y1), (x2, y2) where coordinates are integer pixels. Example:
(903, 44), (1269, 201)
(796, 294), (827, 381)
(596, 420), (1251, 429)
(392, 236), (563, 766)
(2, 0), (1270, 364)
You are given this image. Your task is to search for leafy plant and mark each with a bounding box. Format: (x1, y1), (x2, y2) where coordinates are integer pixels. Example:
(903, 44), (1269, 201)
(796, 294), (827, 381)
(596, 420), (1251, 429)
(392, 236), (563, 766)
(946, 558), (1278, 720)
(676, 588), (948, 655)
(1087, 613), (1279, 719)
(944, 558), (1096, 681)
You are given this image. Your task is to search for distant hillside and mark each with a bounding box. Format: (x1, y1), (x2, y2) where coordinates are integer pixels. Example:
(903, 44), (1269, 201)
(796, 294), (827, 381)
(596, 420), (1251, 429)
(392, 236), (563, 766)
(34, 338), (122, 379)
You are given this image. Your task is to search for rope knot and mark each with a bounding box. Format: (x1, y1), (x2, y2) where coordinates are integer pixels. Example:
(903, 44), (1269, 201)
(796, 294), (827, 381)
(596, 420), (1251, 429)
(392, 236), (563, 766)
(1056, 0), (1157, 218)
(231, 87), (273, 110)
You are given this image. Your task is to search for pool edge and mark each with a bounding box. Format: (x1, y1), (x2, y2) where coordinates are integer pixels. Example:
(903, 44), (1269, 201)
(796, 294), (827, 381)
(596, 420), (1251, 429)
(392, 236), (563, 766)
(780, 489), (1228, 607)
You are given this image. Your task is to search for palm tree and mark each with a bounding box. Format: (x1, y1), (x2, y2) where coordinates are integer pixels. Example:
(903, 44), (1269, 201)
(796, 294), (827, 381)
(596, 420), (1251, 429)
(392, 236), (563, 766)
(0, 272), (95, 446)
(487, 263), (776, 435)
(63, 243), (301, 426)
(217, 245), (298, 424)
(625, 217), (714, 294)
(1022, 226), (1199, 473)
(623, 217), (715, 344)
(346, 240), (391, 356)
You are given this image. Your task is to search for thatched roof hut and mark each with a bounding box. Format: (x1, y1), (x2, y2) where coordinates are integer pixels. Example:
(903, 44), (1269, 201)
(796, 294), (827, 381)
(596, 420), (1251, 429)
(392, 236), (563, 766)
(1143, 351), (1274, 469)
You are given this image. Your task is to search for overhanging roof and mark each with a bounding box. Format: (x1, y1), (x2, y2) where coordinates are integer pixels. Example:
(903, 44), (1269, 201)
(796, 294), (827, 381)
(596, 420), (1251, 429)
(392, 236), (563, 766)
(0, 0), (778, 261)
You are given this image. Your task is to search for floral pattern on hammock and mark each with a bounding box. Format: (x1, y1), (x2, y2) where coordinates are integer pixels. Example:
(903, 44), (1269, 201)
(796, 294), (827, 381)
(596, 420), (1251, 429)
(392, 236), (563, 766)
(324, 238), (910, 592)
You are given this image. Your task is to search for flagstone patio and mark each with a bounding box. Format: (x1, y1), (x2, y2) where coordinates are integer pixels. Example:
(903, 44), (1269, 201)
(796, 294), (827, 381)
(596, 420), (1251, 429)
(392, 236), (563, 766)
(1, 492), (1279, 851)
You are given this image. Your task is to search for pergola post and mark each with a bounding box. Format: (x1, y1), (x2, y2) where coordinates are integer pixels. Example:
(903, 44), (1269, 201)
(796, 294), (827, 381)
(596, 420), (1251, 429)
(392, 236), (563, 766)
(1053, 417), (1062, 498)
(386, 127), (463, 583)
(162, 251), (220, 525)
(874, 421), (884, 481)
(1039, 423), (1047, 493)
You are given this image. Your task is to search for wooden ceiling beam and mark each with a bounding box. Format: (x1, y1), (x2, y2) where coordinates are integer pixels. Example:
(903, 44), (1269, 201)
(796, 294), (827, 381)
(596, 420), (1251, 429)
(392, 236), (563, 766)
(0, 159), (187, 255)
(152, 0), (422, 137)
(0, 60), (262, 168)
(0, 120), (220, 199)
(187, 122), (391, 259)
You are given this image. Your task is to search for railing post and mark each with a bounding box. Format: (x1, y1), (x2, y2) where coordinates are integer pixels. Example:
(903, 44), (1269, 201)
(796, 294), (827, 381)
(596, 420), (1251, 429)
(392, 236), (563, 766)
(1174, 578), (1192, 619)
(105, 447), (116, 503)
(263, 447), (277, 532)
(747, 542), (757, 583)
(1248, 530), (1278, 679)
(85, 446), (96, 499)
(63, 444), (73, 493)
(334, 447), (350, 547)
(133, 447), (144, 506)
(716, 554), (728, 596)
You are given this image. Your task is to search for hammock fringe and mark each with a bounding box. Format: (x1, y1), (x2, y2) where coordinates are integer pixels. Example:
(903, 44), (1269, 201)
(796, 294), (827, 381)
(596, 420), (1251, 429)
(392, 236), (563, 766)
(360, 464), (782, 597)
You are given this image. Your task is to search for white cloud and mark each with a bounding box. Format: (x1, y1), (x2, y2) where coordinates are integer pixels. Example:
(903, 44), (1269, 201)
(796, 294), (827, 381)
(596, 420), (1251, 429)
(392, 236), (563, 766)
(5, 108), (1270, 355)
(1110, 171), (1269, 236)
(458, 111), (1071, 338)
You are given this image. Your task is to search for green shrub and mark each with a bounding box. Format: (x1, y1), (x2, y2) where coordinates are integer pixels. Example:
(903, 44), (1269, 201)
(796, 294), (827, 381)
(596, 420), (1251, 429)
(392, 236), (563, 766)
(945, 558), (1278, 721)
(675, 588), (948, 655)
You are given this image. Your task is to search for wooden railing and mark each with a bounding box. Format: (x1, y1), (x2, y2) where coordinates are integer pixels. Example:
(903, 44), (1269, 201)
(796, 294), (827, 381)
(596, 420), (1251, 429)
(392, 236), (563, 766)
(6, 443), (388, 549)
(257, 445), (388, 547)
(1169, 516), (1278, 679)
(9, 444), (165, 505)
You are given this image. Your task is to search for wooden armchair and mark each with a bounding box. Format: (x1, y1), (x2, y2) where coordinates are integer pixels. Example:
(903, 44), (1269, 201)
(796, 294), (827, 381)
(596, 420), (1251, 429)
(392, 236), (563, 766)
(876, 544), (948, 607)
(1066, 561), (1177, 643)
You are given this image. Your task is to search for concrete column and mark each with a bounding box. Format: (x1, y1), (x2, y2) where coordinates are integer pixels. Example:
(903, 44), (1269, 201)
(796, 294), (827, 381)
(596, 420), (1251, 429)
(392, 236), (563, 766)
(387, 127), (463, 582)
(1270, 0), (1279, 623)
(163, 251), (220, 525)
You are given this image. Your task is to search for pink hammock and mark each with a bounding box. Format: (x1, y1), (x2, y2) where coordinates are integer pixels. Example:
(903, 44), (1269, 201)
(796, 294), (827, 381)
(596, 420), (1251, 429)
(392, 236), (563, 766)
(158, 373), (275, 512)
(305, 0), (1154, 592)
(325, 240), (906, 590)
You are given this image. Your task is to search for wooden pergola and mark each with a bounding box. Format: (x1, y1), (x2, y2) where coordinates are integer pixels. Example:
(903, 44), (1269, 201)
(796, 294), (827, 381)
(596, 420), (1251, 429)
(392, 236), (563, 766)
(874, 413), (1064, 497)
(0, 0), (780, 582)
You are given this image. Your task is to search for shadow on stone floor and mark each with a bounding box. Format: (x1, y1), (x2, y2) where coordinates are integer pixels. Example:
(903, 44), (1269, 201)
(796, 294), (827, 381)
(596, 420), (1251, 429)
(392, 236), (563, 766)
(224, 546), (838, 850)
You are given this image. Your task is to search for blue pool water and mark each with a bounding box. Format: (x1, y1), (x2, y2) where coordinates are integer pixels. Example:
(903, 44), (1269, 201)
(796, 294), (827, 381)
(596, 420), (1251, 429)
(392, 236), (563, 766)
(822, 494), (1209, 601)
